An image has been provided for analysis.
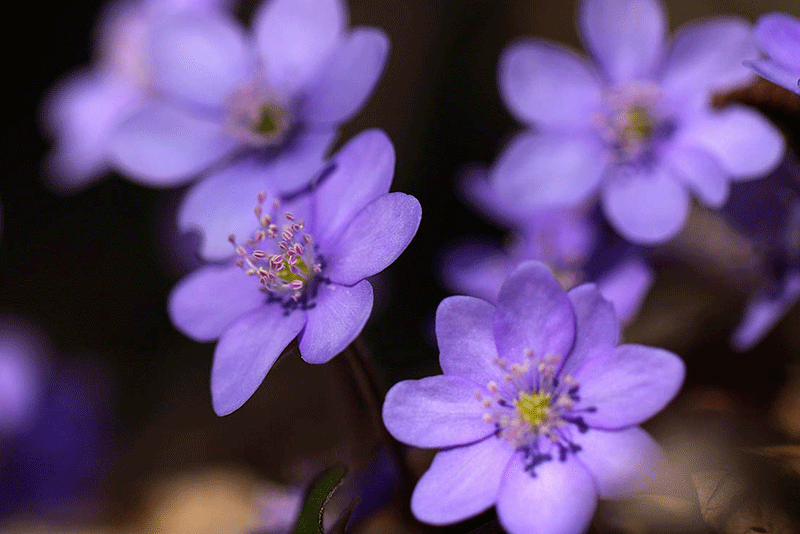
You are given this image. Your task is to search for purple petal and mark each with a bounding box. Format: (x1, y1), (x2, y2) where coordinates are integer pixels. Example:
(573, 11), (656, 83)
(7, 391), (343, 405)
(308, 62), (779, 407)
(254, 0), (346, 95)
(168, 264), (264, 342)
(178, 159), (273, 261)
(150, 14), (254, 107)
(323, 192), (421, 285)
(746, 58), (800, 95)
(677, 106), (785, 180)
(211, 305), (306, 415)
(178, 129), (335, 261)
(382, 375), (496, 448)
(732, 271), (800, 352)
(518, 209), (599, 263)
(0, 322), (48, 435)
(42, 71), (143, 191)
(662, 144), (729, 208)
(494, 261), (576, 365)
(578, 0), (666, 84)
(311, 129), (395, 244)
(561, 283), (618, 377)
(754, 13), (800, 69)
(0, 349), (40, 434)
(660, 18), (756, 101)
(260, 128), (338, 192)
(496, 453), (597, 534)
(437, 296), (503, 385)
(439, 240), (511, 303)
(578, 427), (667, 499)
(411, 437), (513, 525)
(491, 131), (608, 208)
(108, 102), (239, 186)
(460, 165), (531, 229)
(574, 344), (685, 429)
(299, 280), (373, 364)
(499, 38), (602, 128)
(601, 165), (689, 244)
(595, 257), (654, 325)
(298, 28), (389, 125)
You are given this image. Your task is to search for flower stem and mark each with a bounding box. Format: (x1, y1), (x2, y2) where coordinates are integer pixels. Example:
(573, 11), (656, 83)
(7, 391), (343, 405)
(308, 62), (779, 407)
(342, 338), (416, 511)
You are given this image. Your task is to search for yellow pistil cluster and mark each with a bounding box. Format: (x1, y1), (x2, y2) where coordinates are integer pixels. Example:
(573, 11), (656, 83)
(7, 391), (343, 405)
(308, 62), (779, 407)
(254, 103), (290, 137)
(275, 255), (309, 284)
(514, 391), (551, 428)
(620, 105), (654, 142)
(226, 84), (293, 146)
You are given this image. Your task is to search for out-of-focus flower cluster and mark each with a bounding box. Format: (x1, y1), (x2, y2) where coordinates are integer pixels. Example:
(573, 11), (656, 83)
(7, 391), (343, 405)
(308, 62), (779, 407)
(5, 0), (798, 532)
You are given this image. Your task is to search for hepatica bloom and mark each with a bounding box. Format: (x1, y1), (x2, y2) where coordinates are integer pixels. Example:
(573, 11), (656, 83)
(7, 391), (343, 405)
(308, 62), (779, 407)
(0, 319), (112, 519)
(0, 319), (47, 436)
(442, 167), (653, 324)
(493, 0), (785, 244)
(746, 13), (800, 95)
(384, 262), (684, 534)
(724, 157), (800, 351)
(107, 0), (389, 190)
(41, 0), (233, 192)
(168, 131), (421, 415)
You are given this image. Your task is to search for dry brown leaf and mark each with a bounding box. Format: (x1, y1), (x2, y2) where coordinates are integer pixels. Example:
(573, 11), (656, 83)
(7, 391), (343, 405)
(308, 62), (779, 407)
(692, 469), (796, 534)
(693, 470), (748, 532)
(746, 445), (800, 477)
(772, 366), (800, 439)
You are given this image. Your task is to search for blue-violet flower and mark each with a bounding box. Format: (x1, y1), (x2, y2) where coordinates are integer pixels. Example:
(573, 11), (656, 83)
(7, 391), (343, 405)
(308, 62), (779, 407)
(442, 166), (653, 324)
(724, 157), (800, 351)
(106, 0), (389, 190)
(745, 13), (800, 95)
(41, 0), (234, 192)
(384, 261), (684, 534)
(168, 130), (421, 415)
(492, 0), (785, 244)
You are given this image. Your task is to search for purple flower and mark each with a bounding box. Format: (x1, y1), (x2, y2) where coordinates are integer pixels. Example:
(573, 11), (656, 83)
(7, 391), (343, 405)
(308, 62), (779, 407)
(168, 130), (421, 415)
(745, 13), (800, 95)
(492, 0), (785, 244)
(442, 167), (653, 324)
(106, 0), (389, 190)
(41, 0), (233, 192)
(0, 319), (48, 436)
(724, 157), (800, 351)
(383, 262), (684, 534)
(0, 319), (114, 519)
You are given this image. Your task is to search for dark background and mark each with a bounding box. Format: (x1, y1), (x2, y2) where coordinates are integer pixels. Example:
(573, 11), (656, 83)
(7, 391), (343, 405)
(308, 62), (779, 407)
(2, 0), (800, 532)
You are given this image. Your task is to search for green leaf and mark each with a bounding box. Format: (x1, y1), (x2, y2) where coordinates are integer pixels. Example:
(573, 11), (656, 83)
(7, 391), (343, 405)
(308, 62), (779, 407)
(291, 465), (348, 534)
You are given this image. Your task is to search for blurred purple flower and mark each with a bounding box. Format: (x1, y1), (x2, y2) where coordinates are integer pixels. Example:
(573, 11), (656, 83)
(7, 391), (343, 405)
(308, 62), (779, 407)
(745, 13), (800, 95)
(0, 319), (48, 436)
(492, 0), (785, 244)
(257, 484), (303, 534)
(724, 157), (800, 351)
(106, 0), (389, 190)
(383, 261), (684, 534)
(0, 319), (114, 521)
(442, 167), (653, 324)
(41, 0), (234, 192)
(168, 131), (421, 415)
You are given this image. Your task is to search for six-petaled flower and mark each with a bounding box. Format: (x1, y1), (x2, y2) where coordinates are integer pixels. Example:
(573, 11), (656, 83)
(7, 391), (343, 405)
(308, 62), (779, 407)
(384, 261), (684, 534)
(168, 130), (421, 415)
(492, 0), (785, 244)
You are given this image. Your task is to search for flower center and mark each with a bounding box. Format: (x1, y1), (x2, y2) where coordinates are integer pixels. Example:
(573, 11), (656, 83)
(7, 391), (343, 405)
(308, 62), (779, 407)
(226, 85), (293, 147)
(618, 105), (655, 142)
(596, 82), (669, 163)
(476, 350), (596, 476)
(229, 192), (321, 302)
(514, 391), (551, 427)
